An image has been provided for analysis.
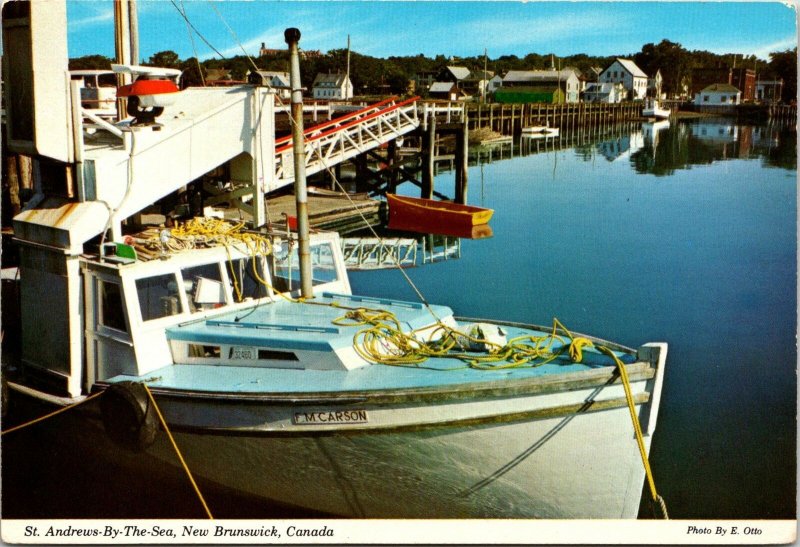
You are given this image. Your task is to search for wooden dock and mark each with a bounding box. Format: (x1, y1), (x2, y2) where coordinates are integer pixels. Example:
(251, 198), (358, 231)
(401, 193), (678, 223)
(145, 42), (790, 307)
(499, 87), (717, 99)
(265, 191), (383, 234)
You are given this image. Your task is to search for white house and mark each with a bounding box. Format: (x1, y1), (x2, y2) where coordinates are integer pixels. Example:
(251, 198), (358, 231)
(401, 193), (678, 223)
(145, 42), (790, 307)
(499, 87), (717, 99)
(501, 69), (582, 103)
(581, 82), (626, 103)
(312, 73), (354, 100)
(247, 70), (291, 99)
(694, 84), (741, 106)
(487, 75), (503, 94)
(599, 58), (648, 100)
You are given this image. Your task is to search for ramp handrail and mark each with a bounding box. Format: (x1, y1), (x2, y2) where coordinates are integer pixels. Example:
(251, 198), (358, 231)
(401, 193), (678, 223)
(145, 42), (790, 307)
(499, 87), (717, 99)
(275, 96), (421, 184)
(275, 96), (399, 148)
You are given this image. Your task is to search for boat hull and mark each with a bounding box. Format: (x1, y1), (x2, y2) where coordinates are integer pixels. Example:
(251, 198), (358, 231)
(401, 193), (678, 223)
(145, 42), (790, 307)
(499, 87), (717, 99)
(132, 345), (666, 519)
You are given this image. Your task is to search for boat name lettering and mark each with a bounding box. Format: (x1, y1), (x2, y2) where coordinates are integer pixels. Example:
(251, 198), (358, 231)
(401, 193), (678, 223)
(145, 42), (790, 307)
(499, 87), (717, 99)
(229, 347), (256, 360)
(293, 410), (369, 425)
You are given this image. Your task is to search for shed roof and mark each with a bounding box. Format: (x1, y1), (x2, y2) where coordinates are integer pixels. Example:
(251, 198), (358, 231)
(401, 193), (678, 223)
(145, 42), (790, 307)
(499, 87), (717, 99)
(503, 69), (578, 83)
(701, 83), (741, 93)
(446, 66), (472, 80)
(429, 81), (457, 93)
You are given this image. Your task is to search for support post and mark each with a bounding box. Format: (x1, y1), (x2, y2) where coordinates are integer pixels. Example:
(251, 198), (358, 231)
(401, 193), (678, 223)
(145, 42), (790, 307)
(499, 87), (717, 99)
(455, 117), (468, 204)
(286, 28), (313, 298)
(422, 115), (435, 199)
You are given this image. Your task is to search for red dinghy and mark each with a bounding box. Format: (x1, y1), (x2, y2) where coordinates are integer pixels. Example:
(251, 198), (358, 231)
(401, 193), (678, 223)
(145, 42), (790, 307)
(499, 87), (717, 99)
(387, 194), (493, 237)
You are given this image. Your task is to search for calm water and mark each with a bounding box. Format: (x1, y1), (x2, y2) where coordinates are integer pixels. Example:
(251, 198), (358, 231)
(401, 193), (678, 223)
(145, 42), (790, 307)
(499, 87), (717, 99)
(351, 118), (797, 519)
(3, 118), (795, 520)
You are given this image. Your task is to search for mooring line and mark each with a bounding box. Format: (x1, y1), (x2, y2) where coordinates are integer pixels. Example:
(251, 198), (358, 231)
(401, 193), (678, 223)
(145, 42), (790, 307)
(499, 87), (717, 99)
(142, 384), (214, 520)
(1, 391), (104, 436)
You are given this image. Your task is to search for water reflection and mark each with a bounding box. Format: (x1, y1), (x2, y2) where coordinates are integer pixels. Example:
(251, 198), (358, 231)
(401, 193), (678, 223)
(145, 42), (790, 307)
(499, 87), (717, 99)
(629, 119), (796, 176)
(465, 118), (796, 175)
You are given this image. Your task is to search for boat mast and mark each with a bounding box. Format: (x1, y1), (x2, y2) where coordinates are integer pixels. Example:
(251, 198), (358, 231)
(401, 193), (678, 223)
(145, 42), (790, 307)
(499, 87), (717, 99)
(113, 0), (139, 121)
(285, 28), (313, 298)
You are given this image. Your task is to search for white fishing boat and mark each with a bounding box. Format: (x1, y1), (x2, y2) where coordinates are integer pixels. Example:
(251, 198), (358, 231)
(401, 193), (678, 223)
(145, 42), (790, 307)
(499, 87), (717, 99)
(642, 98), (671, 120)
(2, 2), (668, 519)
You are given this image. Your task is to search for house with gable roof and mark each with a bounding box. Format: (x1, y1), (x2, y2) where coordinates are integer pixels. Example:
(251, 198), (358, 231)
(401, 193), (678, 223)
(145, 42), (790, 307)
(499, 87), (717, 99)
(312, 72), (353, 100)
(599, 58), (649, 100)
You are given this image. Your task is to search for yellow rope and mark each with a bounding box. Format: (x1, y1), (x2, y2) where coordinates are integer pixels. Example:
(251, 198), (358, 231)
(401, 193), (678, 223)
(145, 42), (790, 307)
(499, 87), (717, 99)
(597, 345), (668, 519)
(143, 384), (214, 520)
(1, 391), (105, 436)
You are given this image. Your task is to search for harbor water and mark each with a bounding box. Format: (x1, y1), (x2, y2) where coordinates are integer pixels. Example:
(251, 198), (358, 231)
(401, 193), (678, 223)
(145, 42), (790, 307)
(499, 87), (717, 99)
(2, 118), (795, 520)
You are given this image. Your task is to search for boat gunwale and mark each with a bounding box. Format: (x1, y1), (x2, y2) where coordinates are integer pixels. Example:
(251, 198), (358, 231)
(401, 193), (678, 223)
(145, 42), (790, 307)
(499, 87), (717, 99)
(387, 193), (494, 218)
(94, 361), (654, 405)
(113, 392), (652, 438)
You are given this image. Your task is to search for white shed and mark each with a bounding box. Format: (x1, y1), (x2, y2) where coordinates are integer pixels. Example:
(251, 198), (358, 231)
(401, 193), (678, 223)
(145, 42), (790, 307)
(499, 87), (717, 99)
(694, 84), (741, 106)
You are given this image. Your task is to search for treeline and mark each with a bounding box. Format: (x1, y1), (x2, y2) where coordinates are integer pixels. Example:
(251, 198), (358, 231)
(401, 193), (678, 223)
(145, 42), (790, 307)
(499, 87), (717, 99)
(69, 39), (796, 101)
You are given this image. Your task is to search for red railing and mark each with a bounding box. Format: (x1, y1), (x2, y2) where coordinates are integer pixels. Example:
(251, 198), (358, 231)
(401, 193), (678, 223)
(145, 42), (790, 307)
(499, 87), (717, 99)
(274, 96), (399, 148)
(275, 96), (420, 154)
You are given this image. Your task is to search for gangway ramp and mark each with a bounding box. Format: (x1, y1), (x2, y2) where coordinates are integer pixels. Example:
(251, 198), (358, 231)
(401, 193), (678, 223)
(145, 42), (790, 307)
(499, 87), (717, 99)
(274, 96), (421, 187)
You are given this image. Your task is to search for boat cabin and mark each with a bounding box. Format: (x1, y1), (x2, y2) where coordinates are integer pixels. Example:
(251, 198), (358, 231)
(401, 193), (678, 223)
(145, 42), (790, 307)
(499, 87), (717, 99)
(79, 231), (359, 390)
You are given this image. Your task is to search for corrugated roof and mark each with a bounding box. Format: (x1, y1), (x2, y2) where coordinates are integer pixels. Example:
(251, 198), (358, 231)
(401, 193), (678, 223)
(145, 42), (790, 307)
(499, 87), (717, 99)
(614, 58), (648, 78)
(701, 83), (741, 93)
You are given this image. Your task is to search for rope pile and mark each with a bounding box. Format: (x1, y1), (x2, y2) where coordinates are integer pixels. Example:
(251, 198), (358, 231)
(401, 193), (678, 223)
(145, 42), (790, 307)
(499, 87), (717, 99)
(333, 309), (595, 371)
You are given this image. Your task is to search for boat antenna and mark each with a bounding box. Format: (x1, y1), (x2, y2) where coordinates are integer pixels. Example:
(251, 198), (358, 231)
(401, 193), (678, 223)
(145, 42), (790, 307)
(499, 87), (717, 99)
(285, 27), (313, 298)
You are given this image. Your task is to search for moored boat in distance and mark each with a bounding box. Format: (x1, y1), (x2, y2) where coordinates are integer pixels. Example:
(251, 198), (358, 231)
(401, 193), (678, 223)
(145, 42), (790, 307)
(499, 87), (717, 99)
(2, 2), (668, 520)
(521, 125), (560, 137)
(642, 98), (671, 120)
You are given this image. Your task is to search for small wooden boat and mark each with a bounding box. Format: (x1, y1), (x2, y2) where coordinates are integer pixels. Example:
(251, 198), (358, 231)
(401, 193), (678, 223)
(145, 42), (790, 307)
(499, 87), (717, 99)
(387, 194), (493, 237)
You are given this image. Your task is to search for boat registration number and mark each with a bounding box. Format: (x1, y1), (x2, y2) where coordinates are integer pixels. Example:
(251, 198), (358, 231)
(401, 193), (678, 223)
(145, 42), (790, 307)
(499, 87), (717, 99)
(293, 410), (369, 425)
(230, 347), (256, 360)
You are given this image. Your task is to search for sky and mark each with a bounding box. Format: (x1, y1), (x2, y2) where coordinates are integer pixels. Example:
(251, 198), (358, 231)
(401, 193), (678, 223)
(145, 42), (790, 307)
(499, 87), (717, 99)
(65, 1), (797, 63)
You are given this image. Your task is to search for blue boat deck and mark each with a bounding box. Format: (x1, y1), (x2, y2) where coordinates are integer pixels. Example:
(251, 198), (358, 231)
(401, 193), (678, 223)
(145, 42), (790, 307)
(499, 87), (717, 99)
(108, 293), (634, 395)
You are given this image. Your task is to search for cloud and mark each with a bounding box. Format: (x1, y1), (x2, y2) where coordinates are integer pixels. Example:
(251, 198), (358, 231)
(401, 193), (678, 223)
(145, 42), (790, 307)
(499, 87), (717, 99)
(68, 7), (114, 29)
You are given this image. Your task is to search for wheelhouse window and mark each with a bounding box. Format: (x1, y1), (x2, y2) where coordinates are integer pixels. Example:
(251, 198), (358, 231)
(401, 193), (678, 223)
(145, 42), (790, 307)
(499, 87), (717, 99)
(99, 280), (127, 333)
(269, 241), (340, 293)
(136, 273), (183, 321)
(181, 263), (226, 312)
(227, 256), (270, 302)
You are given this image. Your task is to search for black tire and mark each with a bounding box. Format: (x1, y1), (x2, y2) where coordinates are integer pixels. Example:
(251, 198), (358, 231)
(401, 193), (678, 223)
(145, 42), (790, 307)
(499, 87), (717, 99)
(100, 382), (158, 452)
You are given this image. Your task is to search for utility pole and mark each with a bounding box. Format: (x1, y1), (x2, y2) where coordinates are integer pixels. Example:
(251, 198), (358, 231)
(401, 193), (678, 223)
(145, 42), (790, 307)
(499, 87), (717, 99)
(346, 35), (351, 99)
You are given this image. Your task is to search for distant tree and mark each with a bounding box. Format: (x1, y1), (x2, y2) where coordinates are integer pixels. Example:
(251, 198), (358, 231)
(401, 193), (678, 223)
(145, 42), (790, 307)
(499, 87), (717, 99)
(147, 50), (181, 69)
(768, 48), (797, 103)
(634, 40), (691, 97)
(180, 58), (206, 88)
(68, 55), (113, 70)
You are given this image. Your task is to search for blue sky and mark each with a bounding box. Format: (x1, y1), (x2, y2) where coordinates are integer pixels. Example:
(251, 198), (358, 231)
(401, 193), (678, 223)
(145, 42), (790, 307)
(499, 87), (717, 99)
(66, 1), (797, 62)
